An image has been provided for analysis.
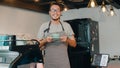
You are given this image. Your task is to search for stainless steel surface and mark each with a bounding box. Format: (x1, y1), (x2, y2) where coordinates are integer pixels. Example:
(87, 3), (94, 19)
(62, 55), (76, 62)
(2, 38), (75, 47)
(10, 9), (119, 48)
(0, 51), (19, 64)
(0, 63), (9, 68)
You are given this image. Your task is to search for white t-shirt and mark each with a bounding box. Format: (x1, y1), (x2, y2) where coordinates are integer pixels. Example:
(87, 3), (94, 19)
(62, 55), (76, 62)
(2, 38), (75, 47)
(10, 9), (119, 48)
(37, 21), (74, 40)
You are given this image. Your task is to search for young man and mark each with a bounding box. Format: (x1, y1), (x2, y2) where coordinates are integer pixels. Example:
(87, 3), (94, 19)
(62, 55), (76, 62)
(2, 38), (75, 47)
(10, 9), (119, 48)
(38, 2), (76, 68)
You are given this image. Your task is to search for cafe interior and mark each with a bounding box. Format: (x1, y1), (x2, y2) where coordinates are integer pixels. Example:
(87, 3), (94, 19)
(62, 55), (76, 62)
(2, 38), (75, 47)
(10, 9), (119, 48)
(0, 0), (120, 68)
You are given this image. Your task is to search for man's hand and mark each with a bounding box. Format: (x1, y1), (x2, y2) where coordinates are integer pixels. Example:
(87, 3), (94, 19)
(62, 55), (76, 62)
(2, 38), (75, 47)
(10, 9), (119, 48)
(46, 36), (53, 42)
(60, 35), (68, 42)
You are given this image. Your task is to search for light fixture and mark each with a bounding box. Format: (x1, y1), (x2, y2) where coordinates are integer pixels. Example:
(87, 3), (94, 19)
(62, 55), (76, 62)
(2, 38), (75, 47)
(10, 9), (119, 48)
(60, 0), (69, 11)
(63, 4), (69, 11)
(109, 5), (115, 16)
(34, 0), (40, 2)
(88, 0), (98, 8)
(101, 0), (108, 13)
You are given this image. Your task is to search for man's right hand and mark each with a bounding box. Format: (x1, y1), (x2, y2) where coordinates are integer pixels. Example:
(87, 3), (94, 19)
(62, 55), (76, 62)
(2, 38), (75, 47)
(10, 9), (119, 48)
(46, 36), (53, 42)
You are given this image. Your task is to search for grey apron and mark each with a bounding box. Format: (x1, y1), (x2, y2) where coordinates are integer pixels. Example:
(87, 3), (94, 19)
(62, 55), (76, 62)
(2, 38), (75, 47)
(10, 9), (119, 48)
(43, 21), (70, 68)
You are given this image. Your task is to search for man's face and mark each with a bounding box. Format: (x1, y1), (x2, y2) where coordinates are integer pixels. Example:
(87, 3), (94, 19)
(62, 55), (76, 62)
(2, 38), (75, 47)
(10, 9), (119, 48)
(49, 5), (61, 20)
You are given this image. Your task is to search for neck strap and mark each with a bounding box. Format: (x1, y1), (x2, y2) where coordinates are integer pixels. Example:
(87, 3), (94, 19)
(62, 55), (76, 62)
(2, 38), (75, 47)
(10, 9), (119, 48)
(44, 21), (64, 33)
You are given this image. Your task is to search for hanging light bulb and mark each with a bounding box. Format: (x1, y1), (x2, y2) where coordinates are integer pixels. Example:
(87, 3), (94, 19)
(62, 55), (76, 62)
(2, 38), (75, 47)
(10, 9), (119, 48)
(110, 5), (115, 16)
(34, 0), (40, 2)
(101, 0), (108, 12)
(60, 1), (69, 11)
(64, 7), (68, 11)
(63, 5), (68, 11)
(88, 0), (98, 8)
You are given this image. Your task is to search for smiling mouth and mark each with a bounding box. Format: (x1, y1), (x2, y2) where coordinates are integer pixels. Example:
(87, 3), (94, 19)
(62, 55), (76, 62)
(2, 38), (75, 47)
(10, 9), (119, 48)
(52, 14), (59, 18)
(52, 15), (60, 20)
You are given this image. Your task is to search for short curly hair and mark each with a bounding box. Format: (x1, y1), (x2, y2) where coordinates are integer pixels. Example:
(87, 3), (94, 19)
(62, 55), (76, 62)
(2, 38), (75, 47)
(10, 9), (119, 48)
(49, 1), (64, 11)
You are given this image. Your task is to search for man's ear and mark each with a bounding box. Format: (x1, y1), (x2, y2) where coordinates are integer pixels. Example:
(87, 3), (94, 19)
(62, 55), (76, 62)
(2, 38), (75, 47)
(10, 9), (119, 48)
(49, 11), (51, 14)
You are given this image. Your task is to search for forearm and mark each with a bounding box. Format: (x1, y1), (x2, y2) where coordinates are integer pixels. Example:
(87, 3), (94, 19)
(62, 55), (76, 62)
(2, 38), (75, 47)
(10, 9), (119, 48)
(39, 39), (47, 47)
(67, 37), (76, 47)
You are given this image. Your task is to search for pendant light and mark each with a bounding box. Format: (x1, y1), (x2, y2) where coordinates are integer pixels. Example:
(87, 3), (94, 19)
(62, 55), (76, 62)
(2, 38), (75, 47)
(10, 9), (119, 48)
(63, 5), (68, 11)
(60, 0), (68, 11)
(101, 0), (108, 12)
(110, 5), (115, 16)
(34, 0), (40, 2)
(88, 0), (98, 8)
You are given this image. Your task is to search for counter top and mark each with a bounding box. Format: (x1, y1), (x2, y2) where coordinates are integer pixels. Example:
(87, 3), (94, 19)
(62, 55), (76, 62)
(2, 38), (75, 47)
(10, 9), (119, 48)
(0, 63), (9, 68)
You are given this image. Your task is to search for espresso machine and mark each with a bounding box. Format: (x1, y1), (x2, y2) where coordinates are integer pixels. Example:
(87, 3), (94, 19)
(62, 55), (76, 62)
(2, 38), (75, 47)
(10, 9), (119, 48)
(0, 35), (43, 68)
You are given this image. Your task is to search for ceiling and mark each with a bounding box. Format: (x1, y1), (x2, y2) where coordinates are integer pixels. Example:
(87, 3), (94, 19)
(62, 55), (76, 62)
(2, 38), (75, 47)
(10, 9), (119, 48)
(0, 0), (120, 13)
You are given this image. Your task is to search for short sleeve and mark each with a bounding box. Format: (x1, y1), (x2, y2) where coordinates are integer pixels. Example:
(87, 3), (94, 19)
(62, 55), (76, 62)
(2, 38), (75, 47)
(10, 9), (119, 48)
(63, 22), (74, 38)
(37, 23), (48, 40)
(67, 23), (74, 36)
